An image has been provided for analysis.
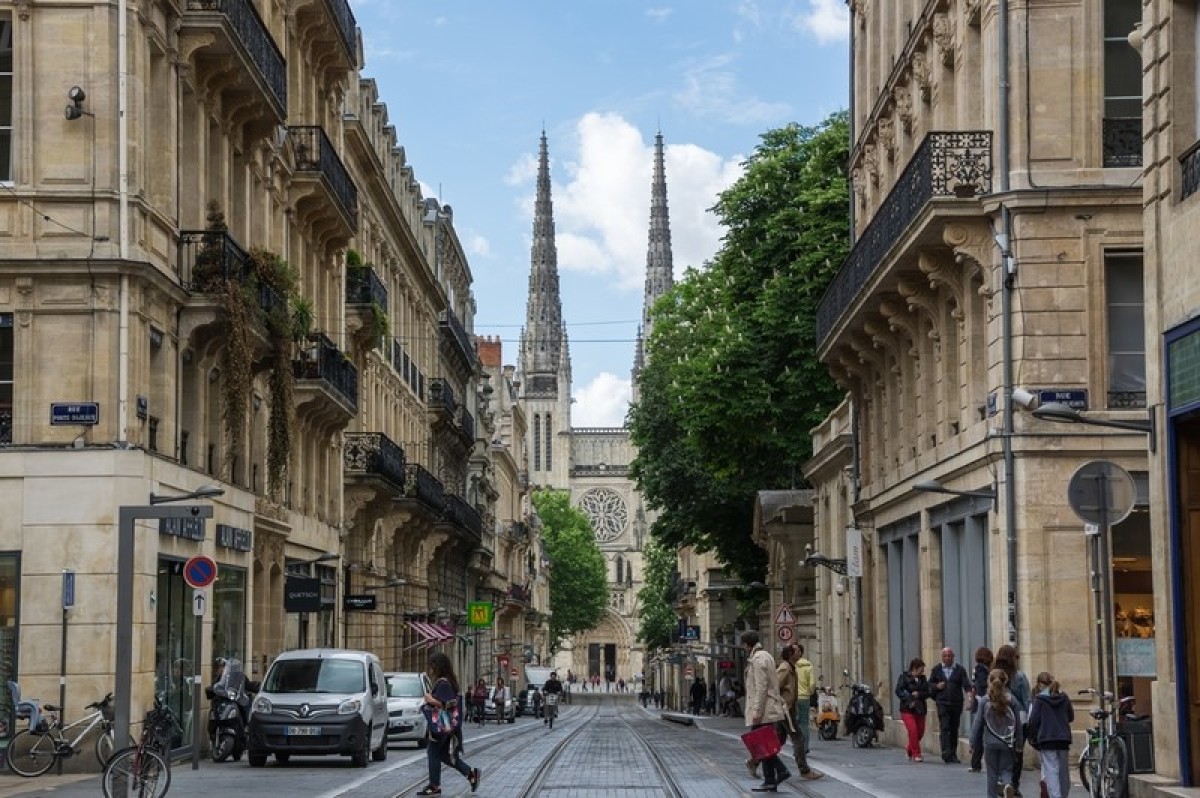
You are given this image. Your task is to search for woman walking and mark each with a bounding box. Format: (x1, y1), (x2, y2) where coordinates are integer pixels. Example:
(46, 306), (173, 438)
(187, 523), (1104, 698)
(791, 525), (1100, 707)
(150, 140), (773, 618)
(968, 646), (994, 773)
(418, 652), (480, 796)
(1026, 672), (1074, 798)
(895, 657), (931, 762)
(741, 631), (792, 792)
(970, 669), (1024, 798)
(994, 645), (1031, 795)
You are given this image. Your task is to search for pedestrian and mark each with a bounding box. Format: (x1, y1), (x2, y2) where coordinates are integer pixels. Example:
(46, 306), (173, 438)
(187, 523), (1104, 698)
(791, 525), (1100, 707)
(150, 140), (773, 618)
(470, 678), (488, 726)
(968, 646), (994, 773)
(740, 630), (791, 792)
(719, 672), (734, 716)
(969, 668), (1023, 798)
(775, 644), (822, 781)
(930, 646), (971, 763)
(418, 651), (480, 796)
(690, 676), (707, 715)
(895, 656), (931, 762)
(793, 645), (815, 758)
(1026, 672), (1074, 798)
(994, 644), (1031, 796)
(490, 676), (510, 725)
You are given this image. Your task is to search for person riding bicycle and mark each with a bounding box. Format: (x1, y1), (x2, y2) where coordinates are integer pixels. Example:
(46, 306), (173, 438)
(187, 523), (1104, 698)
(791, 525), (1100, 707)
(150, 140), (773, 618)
(542, 672), (564, 727)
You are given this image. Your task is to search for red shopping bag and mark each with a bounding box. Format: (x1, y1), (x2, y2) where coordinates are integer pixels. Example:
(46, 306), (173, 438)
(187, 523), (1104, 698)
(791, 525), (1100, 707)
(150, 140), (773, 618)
(741, 724), (783, 760)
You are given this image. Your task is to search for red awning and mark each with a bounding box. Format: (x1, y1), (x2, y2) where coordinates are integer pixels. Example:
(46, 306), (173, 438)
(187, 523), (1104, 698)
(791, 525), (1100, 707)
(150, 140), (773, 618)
(407, 621), (454, 648)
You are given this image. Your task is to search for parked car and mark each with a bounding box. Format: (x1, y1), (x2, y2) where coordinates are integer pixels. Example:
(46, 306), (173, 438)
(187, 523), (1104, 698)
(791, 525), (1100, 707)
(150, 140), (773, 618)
(246, 648), (389, 768)
(384, 672), (432, 747)
(516, 685), (543, 718)
(483, 688), (517, 724)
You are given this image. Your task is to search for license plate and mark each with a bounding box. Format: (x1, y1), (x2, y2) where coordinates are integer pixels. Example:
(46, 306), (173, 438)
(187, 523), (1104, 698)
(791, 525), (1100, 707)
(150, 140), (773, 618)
(286, 725), (320, 736)
(390, 723), (413, 732)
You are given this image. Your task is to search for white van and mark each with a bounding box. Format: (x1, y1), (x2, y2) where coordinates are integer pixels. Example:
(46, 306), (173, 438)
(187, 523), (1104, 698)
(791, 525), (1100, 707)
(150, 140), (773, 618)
(246, 648), (389, 767)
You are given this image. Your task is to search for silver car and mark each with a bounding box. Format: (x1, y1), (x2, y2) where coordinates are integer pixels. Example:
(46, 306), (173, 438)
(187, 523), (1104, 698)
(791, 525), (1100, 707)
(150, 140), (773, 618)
(384, 672), (432, 747)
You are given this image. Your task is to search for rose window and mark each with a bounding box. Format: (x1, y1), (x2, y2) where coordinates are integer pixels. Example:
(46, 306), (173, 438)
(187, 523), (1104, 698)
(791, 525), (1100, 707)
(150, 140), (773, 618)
(580, 488), (627, 543)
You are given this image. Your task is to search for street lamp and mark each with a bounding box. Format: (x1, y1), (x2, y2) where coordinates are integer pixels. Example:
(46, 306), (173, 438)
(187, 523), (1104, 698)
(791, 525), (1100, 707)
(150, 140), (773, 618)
(1032, 402), (1157, 453)
(299, 552), (340, 565)
(913, 479), (998, 510)
(149, 484), (224, 505)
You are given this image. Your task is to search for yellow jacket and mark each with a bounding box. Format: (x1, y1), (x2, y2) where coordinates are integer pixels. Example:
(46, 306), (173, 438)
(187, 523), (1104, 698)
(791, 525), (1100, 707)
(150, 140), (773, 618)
(795, 657), (815, 700)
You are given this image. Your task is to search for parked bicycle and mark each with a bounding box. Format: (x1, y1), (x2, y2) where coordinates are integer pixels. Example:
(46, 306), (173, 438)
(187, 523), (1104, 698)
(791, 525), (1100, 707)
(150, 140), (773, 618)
(101, 698), (179, 798)
(1077, 687), (1131, 798)
(4, 689), (122, 777)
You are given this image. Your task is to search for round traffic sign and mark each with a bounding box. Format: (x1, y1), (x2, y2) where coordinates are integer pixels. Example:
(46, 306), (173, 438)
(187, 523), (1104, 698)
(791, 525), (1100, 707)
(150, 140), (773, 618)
(1067, 460), (1137, 527)
(776, 625), (795, 643)
(183, 555), (218, 588)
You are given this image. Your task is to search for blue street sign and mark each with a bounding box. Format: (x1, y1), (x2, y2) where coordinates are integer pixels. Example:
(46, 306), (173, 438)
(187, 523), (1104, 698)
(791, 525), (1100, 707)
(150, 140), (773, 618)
(62, 570), (75, 609)
(1038, 389), (1088, 410)
(50, 403), (99, 426)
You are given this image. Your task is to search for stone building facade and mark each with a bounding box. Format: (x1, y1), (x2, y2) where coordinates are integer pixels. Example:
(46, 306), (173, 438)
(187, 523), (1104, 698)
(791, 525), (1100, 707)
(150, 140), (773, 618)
(0, 0), (544, 749)
(812, 0), (1149, 765)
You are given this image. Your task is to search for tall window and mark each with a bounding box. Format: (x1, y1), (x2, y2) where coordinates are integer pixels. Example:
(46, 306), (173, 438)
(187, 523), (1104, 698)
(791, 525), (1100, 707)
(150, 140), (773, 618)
(0, 313), (11, 444)
(544, 414), (552, 471)
(1103, 0), (1142, 167)
(0, 17), (11, 182)
(1106, 251), (1146, 408)
(532, 413), (541, 471)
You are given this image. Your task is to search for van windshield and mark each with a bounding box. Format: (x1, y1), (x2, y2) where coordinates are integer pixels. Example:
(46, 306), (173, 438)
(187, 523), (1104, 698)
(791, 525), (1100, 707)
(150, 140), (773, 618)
(387, 675), (425, 698)
(264, 658), (366, 694)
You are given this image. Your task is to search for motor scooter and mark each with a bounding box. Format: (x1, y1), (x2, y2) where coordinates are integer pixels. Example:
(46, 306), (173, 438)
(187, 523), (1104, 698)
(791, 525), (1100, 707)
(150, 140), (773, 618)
(843, 672), (885, 748)
(815, 679), (841, 741)
(206, 658), (256, 762)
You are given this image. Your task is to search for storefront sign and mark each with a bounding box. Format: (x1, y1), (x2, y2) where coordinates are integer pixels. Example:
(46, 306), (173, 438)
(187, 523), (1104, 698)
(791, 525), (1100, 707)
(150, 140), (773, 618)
(159, 517), (205, 541)
(1117, 638), (1156, 677)
(344, 594), (377, 611)
(467, 601), (494, 628)
(1168, 324), (1200, 409)
(215, 524), (252, 552)
(284, 575), (321, 612)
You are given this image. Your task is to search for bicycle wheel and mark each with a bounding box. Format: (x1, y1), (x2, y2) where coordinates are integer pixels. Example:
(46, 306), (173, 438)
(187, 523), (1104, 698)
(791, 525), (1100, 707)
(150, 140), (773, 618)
(1078, 743), (1096, 794)
(94, 725), (127, 767)
(1100, 735), (1129, 798)
(5, 729), (58, 777)
(102, 747), (170, 798)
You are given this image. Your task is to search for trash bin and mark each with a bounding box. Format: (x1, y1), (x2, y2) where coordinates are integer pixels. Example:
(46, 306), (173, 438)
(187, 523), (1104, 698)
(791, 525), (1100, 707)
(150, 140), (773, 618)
(1118, 718), (1155, 774)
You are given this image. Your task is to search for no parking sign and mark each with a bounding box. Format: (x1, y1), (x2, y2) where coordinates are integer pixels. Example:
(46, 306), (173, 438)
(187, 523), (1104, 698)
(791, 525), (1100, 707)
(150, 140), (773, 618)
(183, 555), (218, 588)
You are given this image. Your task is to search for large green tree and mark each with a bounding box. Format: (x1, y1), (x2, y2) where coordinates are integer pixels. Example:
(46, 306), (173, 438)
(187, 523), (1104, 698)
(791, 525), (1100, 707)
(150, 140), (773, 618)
(533, 490), (608, 651)
(634, 536), (678, 651)
(629, 112), (851, 582)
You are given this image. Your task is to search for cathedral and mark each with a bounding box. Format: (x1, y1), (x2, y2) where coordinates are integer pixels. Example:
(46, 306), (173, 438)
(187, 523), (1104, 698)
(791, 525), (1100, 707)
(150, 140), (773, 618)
(517, 131), (676, 685)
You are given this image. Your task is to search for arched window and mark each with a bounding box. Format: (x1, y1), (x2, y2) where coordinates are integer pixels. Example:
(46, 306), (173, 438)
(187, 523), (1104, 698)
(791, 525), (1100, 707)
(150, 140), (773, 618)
(616, 556), (624, 584)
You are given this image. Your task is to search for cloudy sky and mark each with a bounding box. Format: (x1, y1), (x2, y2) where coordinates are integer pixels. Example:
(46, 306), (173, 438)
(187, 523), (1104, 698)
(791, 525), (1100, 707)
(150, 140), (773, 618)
(352, 1), (850, 426)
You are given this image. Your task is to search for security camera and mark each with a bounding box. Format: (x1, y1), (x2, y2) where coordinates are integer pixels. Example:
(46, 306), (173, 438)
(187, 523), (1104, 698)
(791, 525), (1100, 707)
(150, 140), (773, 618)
(67, 86), (86, 103)
(190, 505), (202, 516)
(1011, 387), (1037, 411)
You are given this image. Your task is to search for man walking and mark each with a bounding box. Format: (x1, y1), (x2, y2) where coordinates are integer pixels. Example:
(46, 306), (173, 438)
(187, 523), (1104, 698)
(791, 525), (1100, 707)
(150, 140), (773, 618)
(794, 645), (815, 761)
(777, 645), (822, 781)
(929, 646), (971, 763)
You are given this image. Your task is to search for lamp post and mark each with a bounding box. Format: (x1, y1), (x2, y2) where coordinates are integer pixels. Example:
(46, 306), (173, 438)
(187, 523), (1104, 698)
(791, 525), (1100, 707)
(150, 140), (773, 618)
(913, 479), (998, 510)
(1033, 402), (1157, 453)
(115, 485), (224, 760)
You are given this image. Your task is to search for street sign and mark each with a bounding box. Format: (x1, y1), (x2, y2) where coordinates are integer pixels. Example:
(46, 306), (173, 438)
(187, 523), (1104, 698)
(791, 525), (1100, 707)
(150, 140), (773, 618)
(1038, 388), (1088, 410)
(776, 625), (794, 643)
(50, 402), (99, 425)
(467, 601), (494, 628)
(1067, 460), (1137, 527)
(773, 604), (795, 625)
(510, 667), (519, 679)
(62, 570), (75, 610)
(182, 555), (218, 588)
(192, 588), (206, 616)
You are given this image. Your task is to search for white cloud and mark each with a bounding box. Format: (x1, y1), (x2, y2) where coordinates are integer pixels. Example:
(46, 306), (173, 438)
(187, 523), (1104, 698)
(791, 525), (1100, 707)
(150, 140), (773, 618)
(466, 233), (491, 258)
(674, 55), (791, 124)
(573, 372), (632, 427)
(646, 7), (672, 22)
(505, 152), (538, 186)
(793, 0), (849, 44)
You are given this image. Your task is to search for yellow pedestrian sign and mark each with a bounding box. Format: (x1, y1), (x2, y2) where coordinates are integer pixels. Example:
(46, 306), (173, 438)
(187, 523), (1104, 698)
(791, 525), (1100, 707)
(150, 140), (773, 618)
(773, 603), (795, 626)
(468, 601), (494, 628)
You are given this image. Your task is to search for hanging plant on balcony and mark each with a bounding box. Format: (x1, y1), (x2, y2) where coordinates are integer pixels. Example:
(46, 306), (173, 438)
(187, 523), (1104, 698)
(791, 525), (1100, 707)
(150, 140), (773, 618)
(267, 342), (294, 497)
(346, 248), (363, 268)
(193, 200), (228, 291)
(218, 280), (253, 478)
(370, 300), (389, 343)
(290, 296), (314, 343)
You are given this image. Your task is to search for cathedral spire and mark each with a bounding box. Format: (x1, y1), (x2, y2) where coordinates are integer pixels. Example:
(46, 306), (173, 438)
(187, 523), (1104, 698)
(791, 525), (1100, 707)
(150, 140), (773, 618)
(520, 131), (567, 381)
(633, 132), (675, 386)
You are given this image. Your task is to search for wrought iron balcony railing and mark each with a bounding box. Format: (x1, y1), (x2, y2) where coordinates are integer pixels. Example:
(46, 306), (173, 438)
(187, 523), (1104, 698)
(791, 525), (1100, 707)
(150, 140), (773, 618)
(403, 463), (445, 511)
(345, 266), (387, 312)
(428, 378), (458, 417)
(322, 0), (356, 62)
(290, 125), (358, 230)
(344, 432), (406, 491)
(1107, 390), (1147, 410)
(438, 308), (478, 370)
(443, 493), (483, 540)
(506, 583), (531, 605)
(459, 408), (475, 442)
(185, 0), (286, 113)
(1103, 118), (1142, 169)
(179, 230), (286, 319)
(294, 331), (358, 410)
(505, 521), (529, 540)
(1182, 140), (1200, 202)
(816, 131), (993, 349)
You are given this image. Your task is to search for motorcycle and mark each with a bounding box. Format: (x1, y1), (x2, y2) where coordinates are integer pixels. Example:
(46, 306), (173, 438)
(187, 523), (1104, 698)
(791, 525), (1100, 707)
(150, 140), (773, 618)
(815, 683), (841, 741)
(206, 658), (256, 762)
(843, 677), (885, 748)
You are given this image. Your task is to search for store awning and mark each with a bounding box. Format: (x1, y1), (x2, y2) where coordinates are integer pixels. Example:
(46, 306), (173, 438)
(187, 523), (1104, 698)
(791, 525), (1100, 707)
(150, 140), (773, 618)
(407, 621), (454, 648)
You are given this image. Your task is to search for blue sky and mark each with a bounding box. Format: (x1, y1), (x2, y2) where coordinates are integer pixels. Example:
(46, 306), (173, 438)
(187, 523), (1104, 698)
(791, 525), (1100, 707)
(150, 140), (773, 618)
(352, 1), (850, 426)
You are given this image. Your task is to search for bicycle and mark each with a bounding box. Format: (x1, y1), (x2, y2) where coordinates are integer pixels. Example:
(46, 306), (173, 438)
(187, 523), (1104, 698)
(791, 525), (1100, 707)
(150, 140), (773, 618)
(1077, 687), (1131, 798)
(5, 691), (122, 777)
(101, 699), (178, 798)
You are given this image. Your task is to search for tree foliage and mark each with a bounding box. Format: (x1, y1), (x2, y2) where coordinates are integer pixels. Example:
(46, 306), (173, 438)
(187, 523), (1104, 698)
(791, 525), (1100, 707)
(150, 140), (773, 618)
(634, 536), (677, 651)
(533, 490), (608, 652)
(629, 112), (851, 583)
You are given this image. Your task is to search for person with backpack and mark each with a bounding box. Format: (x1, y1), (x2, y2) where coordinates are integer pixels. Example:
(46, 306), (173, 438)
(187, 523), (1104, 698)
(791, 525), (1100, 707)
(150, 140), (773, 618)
(418, 652), (480, 796)
(968, 646), (994, 773)
(1025, 672), (1074, 798)
(994, 645), (1031, 796)
(969, 668), (1024, 798)
(895, 657), (931, 762)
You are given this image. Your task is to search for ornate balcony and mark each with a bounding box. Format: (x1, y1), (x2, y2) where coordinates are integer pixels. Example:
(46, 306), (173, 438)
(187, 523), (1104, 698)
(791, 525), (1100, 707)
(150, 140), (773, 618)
(180, 0), (287, 122)
(290, 125), (358, 234)
(345, 266), (387, 311)
(505, 583), (531, 607)
(438, 308), (478, 373)
(1181, 141), (1200, 202)
(428, 378), (458, 418)
(344, 432), (406, 492)
(293, 331), (358, 416)
(294, 0), (355, 65)
(1103, 118), (1142, 169)
(399, 463), (445, 516)
(443, 493), (483, 542)
(816, 131), (993, 350)
(389, 339), (424, 400)
(178, 230), (287, 322)
(459, 408), (475, 443)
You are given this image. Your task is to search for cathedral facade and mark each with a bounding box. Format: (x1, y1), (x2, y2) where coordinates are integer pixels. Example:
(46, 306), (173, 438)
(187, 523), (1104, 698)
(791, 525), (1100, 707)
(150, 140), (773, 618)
(518, 132), (675, 685)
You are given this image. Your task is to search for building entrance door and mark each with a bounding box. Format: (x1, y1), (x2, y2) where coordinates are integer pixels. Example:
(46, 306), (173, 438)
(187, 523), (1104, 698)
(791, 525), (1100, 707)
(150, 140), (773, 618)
(1179, 417), (1200, 784)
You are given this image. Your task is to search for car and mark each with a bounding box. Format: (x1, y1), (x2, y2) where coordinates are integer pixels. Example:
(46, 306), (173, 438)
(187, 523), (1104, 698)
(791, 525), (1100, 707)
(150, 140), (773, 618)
(246, 648), (389, 768)
(483, 688), (517, 724)
(516, 684), (543, 718)
(384, 672), (432, 747)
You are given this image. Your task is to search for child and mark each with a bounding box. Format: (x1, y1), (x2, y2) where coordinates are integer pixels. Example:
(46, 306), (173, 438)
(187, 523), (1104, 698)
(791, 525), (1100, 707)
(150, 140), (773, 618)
(1026, 672), (1075, 798)
(969, 669), (1024, 798)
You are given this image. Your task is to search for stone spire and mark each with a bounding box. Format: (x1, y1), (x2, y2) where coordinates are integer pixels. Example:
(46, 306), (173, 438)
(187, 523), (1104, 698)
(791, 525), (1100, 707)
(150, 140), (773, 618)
(520, 132), (567, 385)
(633, 132), (675, 384)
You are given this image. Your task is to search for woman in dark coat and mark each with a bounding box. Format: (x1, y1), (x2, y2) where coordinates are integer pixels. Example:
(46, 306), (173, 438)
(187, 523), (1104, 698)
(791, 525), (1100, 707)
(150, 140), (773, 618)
(969, 646), (994, 772)
(895, 657), (931, 762)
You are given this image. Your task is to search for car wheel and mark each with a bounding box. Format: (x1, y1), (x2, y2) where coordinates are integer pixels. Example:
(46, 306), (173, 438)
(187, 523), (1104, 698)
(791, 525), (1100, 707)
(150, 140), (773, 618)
(371, 733), (387, 762)
(350, 738), (369, 768)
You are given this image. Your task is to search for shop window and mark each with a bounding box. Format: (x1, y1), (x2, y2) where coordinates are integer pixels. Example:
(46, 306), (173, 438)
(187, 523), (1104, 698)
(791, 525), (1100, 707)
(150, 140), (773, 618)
(0, 553), (19, 742)
(155, 558), (197, 750)
(881, 516), (922, 715)
(212, 566), (246, 663)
